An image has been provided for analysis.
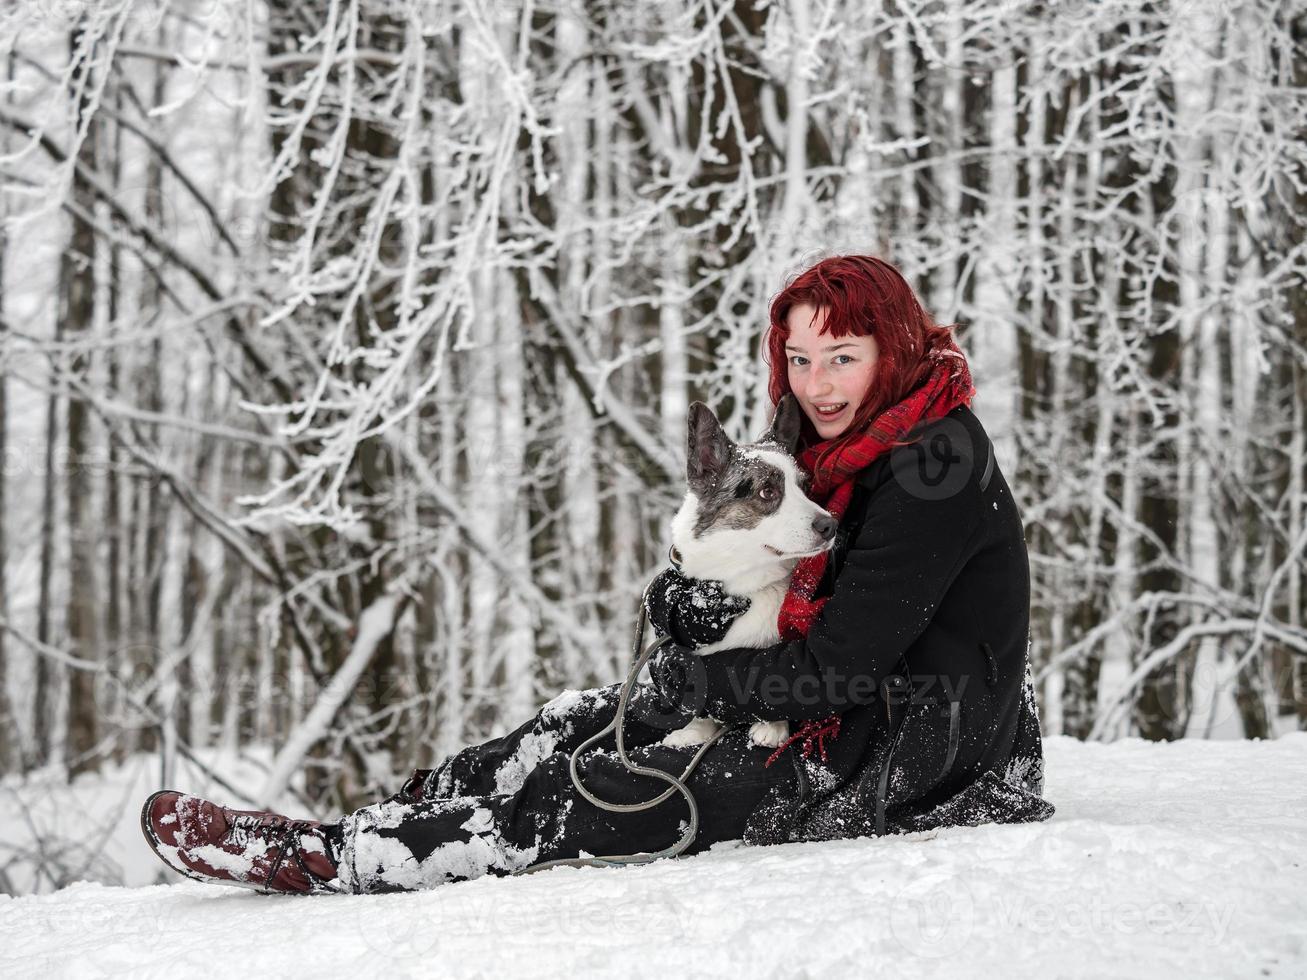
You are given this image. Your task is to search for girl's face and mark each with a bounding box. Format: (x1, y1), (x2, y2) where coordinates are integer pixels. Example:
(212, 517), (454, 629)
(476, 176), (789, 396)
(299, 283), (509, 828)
(784, 303), (880, 441)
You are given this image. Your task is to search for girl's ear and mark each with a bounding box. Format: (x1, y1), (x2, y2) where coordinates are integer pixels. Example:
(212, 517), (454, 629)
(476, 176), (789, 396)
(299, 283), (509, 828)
(763, 394), (803, 455)
(686, 402), (733, 494)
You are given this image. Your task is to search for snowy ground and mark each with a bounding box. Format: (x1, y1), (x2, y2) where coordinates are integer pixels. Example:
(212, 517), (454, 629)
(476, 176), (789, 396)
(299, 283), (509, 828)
(2, 734), (1306, 979)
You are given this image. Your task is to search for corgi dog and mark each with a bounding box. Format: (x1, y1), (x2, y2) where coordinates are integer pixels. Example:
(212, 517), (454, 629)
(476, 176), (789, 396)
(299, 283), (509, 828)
(661, 394), (836, 749)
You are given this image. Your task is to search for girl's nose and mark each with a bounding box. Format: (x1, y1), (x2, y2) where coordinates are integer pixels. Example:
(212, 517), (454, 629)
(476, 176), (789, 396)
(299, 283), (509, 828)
(809, 364), (834, 391)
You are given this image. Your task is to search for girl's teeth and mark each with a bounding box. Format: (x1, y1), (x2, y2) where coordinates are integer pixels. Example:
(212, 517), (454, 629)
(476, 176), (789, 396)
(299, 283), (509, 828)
(817, 403), (846, 415)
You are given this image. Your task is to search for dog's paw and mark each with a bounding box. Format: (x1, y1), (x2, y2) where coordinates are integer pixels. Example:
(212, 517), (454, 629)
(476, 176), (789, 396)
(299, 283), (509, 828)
(662, 717), (721, 747)
(748, 720), (790, 749)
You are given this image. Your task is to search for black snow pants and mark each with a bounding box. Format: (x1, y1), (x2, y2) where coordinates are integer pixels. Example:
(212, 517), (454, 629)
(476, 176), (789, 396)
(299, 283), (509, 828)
(335, 682), (797, 893)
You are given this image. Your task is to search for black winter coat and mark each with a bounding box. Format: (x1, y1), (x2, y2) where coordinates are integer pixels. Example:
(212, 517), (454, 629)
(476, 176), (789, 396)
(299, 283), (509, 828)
(655, 404), (1053, 845)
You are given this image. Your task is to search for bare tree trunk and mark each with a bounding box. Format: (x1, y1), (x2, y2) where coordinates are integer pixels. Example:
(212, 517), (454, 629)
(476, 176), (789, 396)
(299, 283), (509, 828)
(63, 22), (103, 777)
(465, 267), (500, 731)
(128, 25), (169, 756)
(969, 53), (1019, 470)
(1280, 5), (1307, 732)
(1014, 44), (1055, 730)
(0, 49), (13, 773)
(153, 354), (194, 788)
(34, 345), (61, 768)
(1129, 52), (1190, 741)
(1292, 348), (1307, 730)
(102, 70), (129, 766)
(435, 381), (467, 760)
(1174, 26), (1228, 737)
(1059, 76), (1105, 740)
(495, 272), (537, 725)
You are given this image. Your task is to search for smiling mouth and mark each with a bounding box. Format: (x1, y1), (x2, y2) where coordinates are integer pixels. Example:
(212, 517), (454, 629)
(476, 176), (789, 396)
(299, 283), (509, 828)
(813, 402), (848, 419)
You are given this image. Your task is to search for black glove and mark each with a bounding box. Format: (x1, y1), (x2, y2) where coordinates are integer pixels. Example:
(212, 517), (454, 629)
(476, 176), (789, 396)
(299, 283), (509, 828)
(642, 566), (751, 649)
(645, 641), (709, 720)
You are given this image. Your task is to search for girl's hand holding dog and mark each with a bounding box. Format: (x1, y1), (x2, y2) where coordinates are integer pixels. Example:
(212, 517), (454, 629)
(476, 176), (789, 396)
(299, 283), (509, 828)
(643, 570), (792, 750)
(643, 566), (751, 648)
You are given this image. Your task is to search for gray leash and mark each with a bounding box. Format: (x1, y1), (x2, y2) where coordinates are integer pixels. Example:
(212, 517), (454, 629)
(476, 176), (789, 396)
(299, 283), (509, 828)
(517, 582), (726, 875)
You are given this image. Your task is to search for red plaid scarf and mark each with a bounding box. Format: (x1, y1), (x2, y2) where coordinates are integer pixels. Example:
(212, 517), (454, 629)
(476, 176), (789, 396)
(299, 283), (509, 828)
(763, 347), (975, 769)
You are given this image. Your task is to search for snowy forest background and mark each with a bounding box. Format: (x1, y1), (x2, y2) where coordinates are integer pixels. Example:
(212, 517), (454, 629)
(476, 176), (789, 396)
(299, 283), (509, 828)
(0, 0), (1304, 894)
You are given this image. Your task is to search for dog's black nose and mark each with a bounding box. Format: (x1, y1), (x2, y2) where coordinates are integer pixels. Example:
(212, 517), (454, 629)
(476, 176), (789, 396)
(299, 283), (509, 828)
(812, 514), (837, 540)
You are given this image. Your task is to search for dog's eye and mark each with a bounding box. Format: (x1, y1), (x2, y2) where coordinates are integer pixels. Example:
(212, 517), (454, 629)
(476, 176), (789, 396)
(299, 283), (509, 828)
(758, 485), (778, 501)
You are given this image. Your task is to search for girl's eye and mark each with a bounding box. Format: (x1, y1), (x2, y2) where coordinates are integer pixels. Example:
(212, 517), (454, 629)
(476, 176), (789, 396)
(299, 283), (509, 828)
(789, 354), (854, 366)
(758, 485), (778, 501)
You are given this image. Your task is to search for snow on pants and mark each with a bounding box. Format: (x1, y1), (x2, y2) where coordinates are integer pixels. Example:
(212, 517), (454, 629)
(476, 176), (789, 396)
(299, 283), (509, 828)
(335, 682), (797, 893)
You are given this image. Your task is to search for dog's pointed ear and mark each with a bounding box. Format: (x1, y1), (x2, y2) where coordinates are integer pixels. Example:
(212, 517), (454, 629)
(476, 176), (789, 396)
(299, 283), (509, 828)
(763, 394), (803, 455)
(686, 401), (733, 494)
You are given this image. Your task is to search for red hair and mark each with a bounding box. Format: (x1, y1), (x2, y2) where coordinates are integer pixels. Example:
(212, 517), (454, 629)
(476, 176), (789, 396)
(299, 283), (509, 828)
(764, 255), (963, 467)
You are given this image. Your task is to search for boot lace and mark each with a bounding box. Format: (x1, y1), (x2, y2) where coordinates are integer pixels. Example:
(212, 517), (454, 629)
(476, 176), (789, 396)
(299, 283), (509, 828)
(226, 814), (341, 894)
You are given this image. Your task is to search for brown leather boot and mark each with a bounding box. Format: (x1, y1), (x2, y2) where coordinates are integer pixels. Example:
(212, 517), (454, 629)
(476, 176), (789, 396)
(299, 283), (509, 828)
(141, 790), (342, 894)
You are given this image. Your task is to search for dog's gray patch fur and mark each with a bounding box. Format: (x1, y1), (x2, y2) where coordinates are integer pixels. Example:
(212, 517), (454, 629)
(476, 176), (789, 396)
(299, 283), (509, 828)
(684, 394), (811, 539)
(690, 449), (787, 538)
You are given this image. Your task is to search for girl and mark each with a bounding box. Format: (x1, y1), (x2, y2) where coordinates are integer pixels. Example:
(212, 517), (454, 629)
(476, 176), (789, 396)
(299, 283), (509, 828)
(141, 255), (1052, 894)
